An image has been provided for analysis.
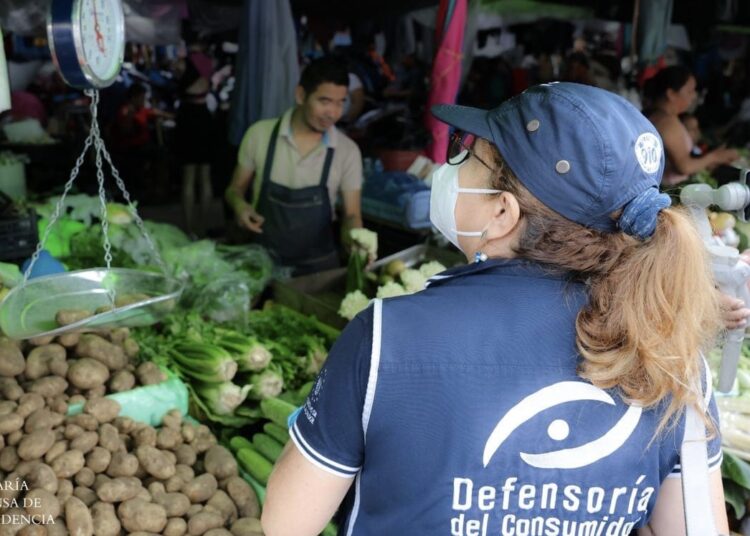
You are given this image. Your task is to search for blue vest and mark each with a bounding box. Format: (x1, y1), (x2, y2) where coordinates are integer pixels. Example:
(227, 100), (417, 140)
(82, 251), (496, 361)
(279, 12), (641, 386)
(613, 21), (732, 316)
(291, 259), (721, 535)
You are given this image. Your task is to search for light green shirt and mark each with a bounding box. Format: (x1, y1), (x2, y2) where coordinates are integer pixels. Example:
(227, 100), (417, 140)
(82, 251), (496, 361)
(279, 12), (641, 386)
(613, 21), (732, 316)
(237, 108), (363, 217)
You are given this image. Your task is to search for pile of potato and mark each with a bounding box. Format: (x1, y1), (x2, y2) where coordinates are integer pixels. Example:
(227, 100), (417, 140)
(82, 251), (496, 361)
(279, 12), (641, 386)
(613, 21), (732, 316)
(0, 402), (261, 535)
(0, 327), (262, 535)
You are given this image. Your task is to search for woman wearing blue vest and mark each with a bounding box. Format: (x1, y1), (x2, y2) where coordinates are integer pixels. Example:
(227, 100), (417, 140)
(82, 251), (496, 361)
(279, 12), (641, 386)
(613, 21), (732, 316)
(262, 83), (728, 535)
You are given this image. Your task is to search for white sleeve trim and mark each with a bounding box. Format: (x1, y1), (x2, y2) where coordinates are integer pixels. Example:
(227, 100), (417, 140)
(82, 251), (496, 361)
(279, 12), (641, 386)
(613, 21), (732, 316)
(361, 299), (383, 439)
(290, 423), (360, 479)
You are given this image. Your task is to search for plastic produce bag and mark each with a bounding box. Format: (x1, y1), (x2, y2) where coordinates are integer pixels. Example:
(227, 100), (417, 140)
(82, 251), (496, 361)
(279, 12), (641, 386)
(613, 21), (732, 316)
(67, 376), (189, 427)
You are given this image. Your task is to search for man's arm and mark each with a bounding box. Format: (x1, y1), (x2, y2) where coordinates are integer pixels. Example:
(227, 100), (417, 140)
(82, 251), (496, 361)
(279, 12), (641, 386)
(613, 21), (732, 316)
(225, 165), (264, 233)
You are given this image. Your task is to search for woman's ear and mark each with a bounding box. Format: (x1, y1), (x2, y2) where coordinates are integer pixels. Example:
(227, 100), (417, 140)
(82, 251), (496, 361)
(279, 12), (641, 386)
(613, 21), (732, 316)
(490, 192), (521, 238)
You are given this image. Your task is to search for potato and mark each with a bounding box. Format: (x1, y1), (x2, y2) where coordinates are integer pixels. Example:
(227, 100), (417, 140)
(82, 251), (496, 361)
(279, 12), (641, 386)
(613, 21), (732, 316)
(7, 430), (23, 447)
(24, 410), (63, 433)
(123, 338), (140, 359)
(56, 332), (81, 348)
(73, 467), (95, 488)
(66, 358), (109, 391)
(108, 370), (135, 393)
(0, 378), (23, 400)
(98, 424), (123, 452)
(51, 450), (85, 478)
(0, 507), (27, 536)
(136, 446), (175, 480)
(28, 377), (68, 399)
(135, 487), (152, 502)
(105, 451), (138, 477)
(206, 490), (237, 524)
(65, 496), (94, 536)
(47, 397), (67, 416)
(66, 396), (84, 408)
(165, 476), (184, 493)
(157, 427), (183, 450)
(181, 424), (196, 443)
(85, 447), (111, 474)
(0, 446), (19, 472)
(117, 499), (168, 533)
(187, 511), (224, 536)
(63, 424), (84, 440)
(164, 518), (188, 536)
(224, 477), (259, 519)
(0, 401), (17, 416)
(93, 474), (110, 489)
(182, 474), (217, 504)
(73, 486), (98, 507)
(69, 414), (97, 432)
(161, 409), (182, 430)
(133, 426), (157, 448)
(85, 385), (106, 399)
(83, 398), (120, 425)
(91, 502), (121, 536)
(0, 413), (24, 435)
(15, 459), (42, 478)
(18, 429), (56, 461)
(204, 530), (232, 536)
(113, 416), (136, 434)
(75, 335), (127, 371)
(44, 441), (67, 465)
(191, 426), (216, 454)
(153, 491), (191, 517)
(28, 335), (54, 346)
(46, 520), (66, 536)
(55, 310), (91, 327)
(96, 476), (142, 503)
(25, 345), (66, 381)
(175, 465), (195, 484)
(70, 431), (98, 455)
(25, 489), (60, 519)
(17, 394), (45, 419)
(204, 446), (237, 480)
(55, 479), (73, 504)
(186, 504), (202, 518)
(136, 362), (166, 386)
(16, 526), (46, 536)
(25, 463), (58, 494)
(164, 451), (177, 466)
(0, 341), (25, 377)
(230, 518), (263, 536)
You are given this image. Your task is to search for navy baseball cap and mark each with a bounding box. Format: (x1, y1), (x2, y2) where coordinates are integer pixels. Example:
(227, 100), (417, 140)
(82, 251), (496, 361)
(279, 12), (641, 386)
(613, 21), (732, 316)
(431, 82), (666, 234)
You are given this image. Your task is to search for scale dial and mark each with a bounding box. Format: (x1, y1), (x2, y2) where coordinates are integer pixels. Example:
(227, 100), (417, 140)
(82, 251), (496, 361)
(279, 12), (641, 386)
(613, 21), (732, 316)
(48, 0), (125, 89)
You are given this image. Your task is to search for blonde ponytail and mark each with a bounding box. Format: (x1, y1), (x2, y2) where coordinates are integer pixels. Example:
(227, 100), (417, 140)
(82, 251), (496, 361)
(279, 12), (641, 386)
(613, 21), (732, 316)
(488, 146), (721, 433)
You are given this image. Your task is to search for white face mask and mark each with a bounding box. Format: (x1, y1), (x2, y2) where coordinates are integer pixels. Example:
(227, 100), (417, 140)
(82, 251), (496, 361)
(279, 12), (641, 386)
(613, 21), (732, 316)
(429, 153), (500, 251)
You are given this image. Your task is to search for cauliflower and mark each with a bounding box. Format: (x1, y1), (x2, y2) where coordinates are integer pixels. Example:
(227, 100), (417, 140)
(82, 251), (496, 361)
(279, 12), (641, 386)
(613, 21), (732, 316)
(419, 261), (447, 279)
(376, 282), (408, 299)
(399, 268), (427, 293)
(350, 228), (378, 259)
(339, 290), (371, 320)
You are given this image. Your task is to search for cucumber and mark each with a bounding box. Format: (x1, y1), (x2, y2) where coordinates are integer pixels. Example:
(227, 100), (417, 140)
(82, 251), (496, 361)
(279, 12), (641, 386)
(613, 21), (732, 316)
(320, 522), (338, 536)
(229, 436), (254, 453)
(260, 397), (297, 427)
(253, 433), (284, 463)
(264, 422), (290, 444)
(237, 446), (273, 485)
(297, 381), (315, 400)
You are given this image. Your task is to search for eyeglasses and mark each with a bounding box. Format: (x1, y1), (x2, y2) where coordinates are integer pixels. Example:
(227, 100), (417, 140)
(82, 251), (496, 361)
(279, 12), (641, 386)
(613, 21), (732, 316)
(447, 132), (494, 171)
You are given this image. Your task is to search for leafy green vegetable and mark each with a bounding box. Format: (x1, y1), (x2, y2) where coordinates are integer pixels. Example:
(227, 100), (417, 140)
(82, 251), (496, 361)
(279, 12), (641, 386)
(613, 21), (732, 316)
(193, 381), (251, 416)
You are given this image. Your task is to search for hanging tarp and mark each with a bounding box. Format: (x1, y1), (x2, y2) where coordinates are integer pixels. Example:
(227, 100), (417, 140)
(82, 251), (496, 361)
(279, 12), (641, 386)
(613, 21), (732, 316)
(424, 0), (467, 163)
(228, 0), (299, 146)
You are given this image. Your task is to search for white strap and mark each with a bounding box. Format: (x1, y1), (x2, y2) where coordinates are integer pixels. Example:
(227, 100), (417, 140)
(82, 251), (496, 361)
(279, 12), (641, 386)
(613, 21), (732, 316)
(681, 404), (717, 535)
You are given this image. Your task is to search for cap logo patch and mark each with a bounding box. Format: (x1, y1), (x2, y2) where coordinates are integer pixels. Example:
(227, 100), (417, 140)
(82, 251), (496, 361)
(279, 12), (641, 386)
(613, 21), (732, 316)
(634, 133), (662, 174)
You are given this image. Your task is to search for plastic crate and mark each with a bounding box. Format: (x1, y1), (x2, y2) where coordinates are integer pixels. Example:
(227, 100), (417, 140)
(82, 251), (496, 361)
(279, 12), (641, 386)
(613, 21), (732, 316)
(0, 209), (37, 261)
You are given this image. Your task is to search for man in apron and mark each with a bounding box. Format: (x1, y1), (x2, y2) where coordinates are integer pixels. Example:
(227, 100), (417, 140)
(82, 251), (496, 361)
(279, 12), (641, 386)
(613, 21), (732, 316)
(226, 57), (364, 276)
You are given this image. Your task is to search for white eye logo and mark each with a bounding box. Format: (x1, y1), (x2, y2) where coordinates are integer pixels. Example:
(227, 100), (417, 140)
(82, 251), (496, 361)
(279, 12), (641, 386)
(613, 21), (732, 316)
(483, 382), (642, 470)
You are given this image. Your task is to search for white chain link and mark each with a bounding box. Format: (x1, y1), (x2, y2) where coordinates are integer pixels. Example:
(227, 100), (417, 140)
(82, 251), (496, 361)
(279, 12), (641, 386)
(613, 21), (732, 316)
(23, 88), (169, 285)
(22, 125), (95, 282)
